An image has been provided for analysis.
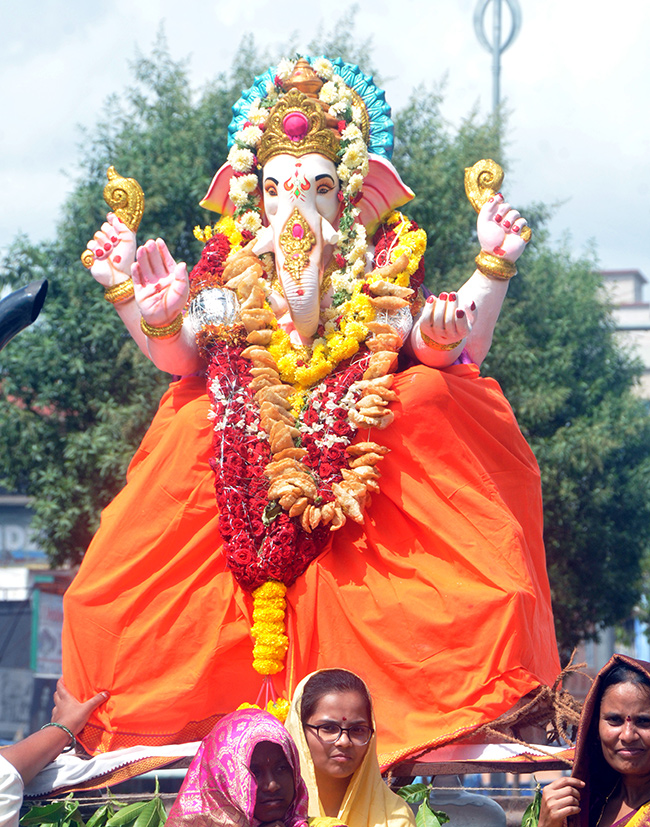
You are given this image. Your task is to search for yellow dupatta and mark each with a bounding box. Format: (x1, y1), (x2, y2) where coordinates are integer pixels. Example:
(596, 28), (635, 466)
(285, 671), (416, 827)
(617, 801), (650, 827)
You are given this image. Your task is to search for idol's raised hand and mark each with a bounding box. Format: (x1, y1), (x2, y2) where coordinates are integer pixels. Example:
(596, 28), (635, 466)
(86, 212), (136, 288)
(131, 238), (189, 327)
(477, 192), (529, 264)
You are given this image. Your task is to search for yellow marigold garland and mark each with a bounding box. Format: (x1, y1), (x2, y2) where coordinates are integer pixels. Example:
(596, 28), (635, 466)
(251, 581), (288, 675)
(194, 215), (245, 247)
(237, 697), (291, 723)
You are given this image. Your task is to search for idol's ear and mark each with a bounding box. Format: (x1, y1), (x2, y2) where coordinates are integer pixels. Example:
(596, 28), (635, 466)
(200, 162), (236, 215)
(355, 156), (414, 234)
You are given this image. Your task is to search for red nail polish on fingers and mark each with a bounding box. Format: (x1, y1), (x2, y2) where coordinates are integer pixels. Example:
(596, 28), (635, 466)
(104, 242), (112, 251)
(495, 214), (503, 223)
(95, 249), (104, 258)
(503, 221), (511, 229)
(111, 236), (118, 243)
(439, 292), (448, 301)
(456, 309), (465, 319)
(449, 292), (457, 301)
(513, 225), (520, 233)
(426, 295), (435, 304)
(470, 301), (476, 311)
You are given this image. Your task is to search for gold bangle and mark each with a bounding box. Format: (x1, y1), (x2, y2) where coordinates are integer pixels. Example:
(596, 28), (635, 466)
(420, 330), (464, 351)
(104, 279), (134, 304)
(475, 250), (517, 280)
(140, 313), (184, 339)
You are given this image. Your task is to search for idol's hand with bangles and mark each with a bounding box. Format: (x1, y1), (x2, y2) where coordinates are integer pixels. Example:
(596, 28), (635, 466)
(477, 192), (528, 264)
(131, 238), (189, 329)
(86, 212), (136, 288)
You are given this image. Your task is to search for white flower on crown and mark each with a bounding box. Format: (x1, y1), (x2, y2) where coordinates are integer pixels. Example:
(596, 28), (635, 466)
(247, 99), (268, 127)
(319, 81), (338, 105)
(239, 125), (263, 147)
(228, 147), (255, 173)
(341, 124), (363, 142)
(238, 211), (263, 234)
(229, 181), (249, 207)
(341, 142), (365, 169)
(351, 105), (364, 126)
(239, 174), (259, 193)
(337, 163), (351, 183)
(229, 174), (259, 207)
(348, 173), (364, 195)
(276, 58), (296, 81)
(312, 57), (334, 80)
(328, 100), (348, 118)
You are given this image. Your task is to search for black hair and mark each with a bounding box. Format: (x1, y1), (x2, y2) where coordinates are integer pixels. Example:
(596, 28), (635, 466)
(600, 663), (650, 697)
(300, 669), (372, 724)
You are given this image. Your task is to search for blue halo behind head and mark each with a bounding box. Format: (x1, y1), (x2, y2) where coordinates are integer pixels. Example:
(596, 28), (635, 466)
(228, 57), (394, 160)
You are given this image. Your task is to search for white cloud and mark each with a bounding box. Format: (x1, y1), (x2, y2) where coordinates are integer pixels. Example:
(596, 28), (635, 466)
(2, 0), (649, 283)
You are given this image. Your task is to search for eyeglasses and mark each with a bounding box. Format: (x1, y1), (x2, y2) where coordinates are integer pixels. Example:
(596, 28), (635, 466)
(305, 723), (373, 746)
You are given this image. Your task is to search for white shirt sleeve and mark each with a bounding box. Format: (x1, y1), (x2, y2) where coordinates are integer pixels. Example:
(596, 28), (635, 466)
(0, 754), (23, 827)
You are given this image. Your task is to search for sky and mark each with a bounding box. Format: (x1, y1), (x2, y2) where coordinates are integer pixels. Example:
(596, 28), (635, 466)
(2, 0), (650, 288)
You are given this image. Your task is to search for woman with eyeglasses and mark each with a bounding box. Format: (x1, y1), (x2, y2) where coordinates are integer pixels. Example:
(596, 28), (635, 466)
(285, 670), (415, 827)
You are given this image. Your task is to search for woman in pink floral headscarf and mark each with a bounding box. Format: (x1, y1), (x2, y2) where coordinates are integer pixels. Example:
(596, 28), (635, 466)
(167, 708), (309, 827)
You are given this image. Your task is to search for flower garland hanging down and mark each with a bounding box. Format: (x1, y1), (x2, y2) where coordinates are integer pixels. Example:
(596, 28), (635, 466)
(187, 57), (427, 698)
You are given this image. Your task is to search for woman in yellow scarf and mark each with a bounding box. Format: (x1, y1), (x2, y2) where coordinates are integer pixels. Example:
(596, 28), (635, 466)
(285, 670), (415, 827)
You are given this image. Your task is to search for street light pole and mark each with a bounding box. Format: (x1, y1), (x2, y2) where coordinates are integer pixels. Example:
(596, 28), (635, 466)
(473, 0), (522, 113)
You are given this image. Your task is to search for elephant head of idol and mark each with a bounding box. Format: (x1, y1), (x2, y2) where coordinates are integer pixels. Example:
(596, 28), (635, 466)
(200, 57), (415, 342)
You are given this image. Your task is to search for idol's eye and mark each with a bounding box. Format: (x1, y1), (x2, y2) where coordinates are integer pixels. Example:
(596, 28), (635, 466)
(317, 182), (335, 195)
(264, 182), (278, 197)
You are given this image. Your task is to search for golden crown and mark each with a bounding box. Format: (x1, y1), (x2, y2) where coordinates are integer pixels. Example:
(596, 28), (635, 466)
(257, 87), (341, 166)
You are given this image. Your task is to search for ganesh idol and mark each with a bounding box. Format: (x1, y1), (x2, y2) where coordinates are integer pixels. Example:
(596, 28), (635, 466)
(63, 57), (560, 767)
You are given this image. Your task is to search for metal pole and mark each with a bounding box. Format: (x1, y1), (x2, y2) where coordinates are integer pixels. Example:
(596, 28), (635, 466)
(473, 0), (522, 114)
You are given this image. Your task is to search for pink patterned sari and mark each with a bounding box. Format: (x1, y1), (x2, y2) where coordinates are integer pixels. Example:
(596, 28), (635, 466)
(167, 709), (309, 827)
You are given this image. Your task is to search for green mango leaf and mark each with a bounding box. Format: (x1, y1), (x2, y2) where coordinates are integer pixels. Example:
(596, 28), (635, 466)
(155, 798), (167, 824)
(62, 798), (84, 827)
(106, 801), (151, 827)
(397, 783), (430, 803)
(87, 804), (114, 827)
(416, 801), (449, 827)
(521, 784), (542, 827)
(20, 801), (69, 825)
(132, 799), (161, 827)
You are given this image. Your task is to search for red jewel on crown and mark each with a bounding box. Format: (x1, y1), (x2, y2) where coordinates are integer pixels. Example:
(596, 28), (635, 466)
(283, 111), (310, 142)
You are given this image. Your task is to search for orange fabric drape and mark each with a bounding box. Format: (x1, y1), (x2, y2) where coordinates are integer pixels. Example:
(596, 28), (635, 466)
(62, 364), (560, 766)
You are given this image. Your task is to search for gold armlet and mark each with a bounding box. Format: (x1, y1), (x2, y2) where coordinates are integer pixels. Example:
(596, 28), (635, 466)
(475, 251), (517, 281)
(140, 313), (184, 340)
(420, 330), (464, 351)
(104, 279), (134, 304)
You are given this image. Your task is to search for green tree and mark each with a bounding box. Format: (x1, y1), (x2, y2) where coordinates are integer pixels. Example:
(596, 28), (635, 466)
(0, 34), (270, 565)
(1, 37), (649, 660)
(488, 243), (650, 659)
(392, 90), (650, 658)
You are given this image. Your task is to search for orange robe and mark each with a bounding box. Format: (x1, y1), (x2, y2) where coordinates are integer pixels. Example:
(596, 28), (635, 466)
(62, 362), (560, 767)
